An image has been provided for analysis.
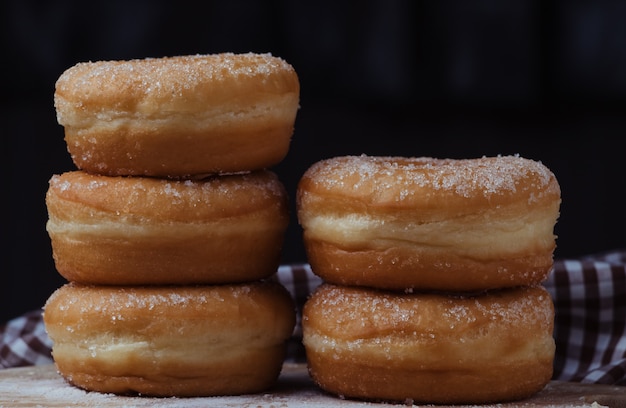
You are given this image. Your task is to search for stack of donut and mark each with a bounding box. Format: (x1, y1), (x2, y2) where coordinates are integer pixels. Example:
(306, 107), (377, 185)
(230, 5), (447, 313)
(297, 154), (562, 404)
(43, 53), (299, 397)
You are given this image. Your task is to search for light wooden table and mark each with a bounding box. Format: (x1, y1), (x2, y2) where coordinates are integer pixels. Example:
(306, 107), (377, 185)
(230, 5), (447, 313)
(0, 363), (624, 407)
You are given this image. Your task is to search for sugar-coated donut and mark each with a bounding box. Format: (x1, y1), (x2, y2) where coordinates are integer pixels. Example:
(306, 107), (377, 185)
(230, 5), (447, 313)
(43, 281), (296, 397)
(46, 170), (289, 285)
(54, 53), (300, 177)
(297, 154), (561, 292)
(302, 283), (555, 404)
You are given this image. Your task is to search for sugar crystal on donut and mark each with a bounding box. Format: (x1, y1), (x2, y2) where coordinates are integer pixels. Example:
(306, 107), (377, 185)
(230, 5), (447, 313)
(54, 53), (300, 177)
(46, 170), (290, 286)
(44, 281), (296, 397)
(302, 283), (556, 404)
(298, 153), (561, 404)
(45, 51), (301, 399)
(297, 154), (561, 292)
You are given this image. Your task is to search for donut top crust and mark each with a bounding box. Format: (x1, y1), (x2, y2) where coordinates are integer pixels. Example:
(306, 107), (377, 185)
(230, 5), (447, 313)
(44, 281), (296, 337)
(46, 170), (288, 222)
(298, 154), (561, 211)
(54, 52), (299, 124)
(304, 284), (555, 342)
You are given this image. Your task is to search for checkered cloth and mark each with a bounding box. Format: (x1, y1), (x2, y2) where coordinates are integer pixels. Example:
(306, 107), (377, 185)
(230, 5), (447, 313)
(2, 251), (625, 385)
(0, 309), (54, 368)
(549, 250), (626, 385)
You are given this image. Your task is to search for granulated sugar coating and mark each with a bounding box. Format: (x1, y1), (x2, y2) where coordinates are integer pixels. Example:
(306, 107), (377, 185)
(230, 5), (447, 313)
(44, 283), (257, 318)
(54, 53), (296, 121)
(302, 283), (557, 404)
(301, 154), (560, 205)
(47, 170), (288, 221)
(296, 153), (561, 292)
(53, 52), (300, 178)
(305, 284), (555, 340)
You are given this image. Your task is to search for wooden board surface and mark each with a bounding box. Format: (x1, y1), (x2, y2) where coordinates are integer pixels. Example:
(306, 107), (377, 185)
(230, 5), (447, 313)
(0, 364), (624, 407)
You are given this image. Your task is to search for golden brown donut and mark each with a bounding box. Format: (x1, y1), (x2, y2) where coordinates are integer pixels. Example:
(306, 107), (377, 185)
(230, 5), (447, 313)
(43, 281), (296, 397)
(54, 53), (300, 177)
(46, 170), (289, 285)
(302, 283), (555, 404)
(297, 154), (561, 292)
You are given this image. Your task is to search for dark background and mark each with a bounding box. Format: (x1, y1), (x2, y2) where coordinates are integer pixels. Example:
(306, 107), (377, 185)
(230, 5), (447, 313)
(2, 0), (625, 324)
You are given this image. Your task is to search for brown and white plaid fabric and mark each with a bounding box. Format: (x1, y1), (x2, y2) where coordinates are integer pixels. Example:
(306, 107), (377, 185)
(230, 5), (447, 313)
(0, 309), (53, 368)
(2, 251), (625, 385)
(548, 250), (626, 385)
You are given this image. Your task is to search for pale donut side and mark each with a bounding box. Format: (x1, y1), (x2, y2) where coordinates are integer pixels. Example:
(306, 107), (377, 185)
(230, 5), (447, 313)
(46, 170), (289, 285)
(302, 283), (555, 404)
(43, 281), (296, 397)
(297, 155), (562, 292)
(54, 53), (300, 177)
